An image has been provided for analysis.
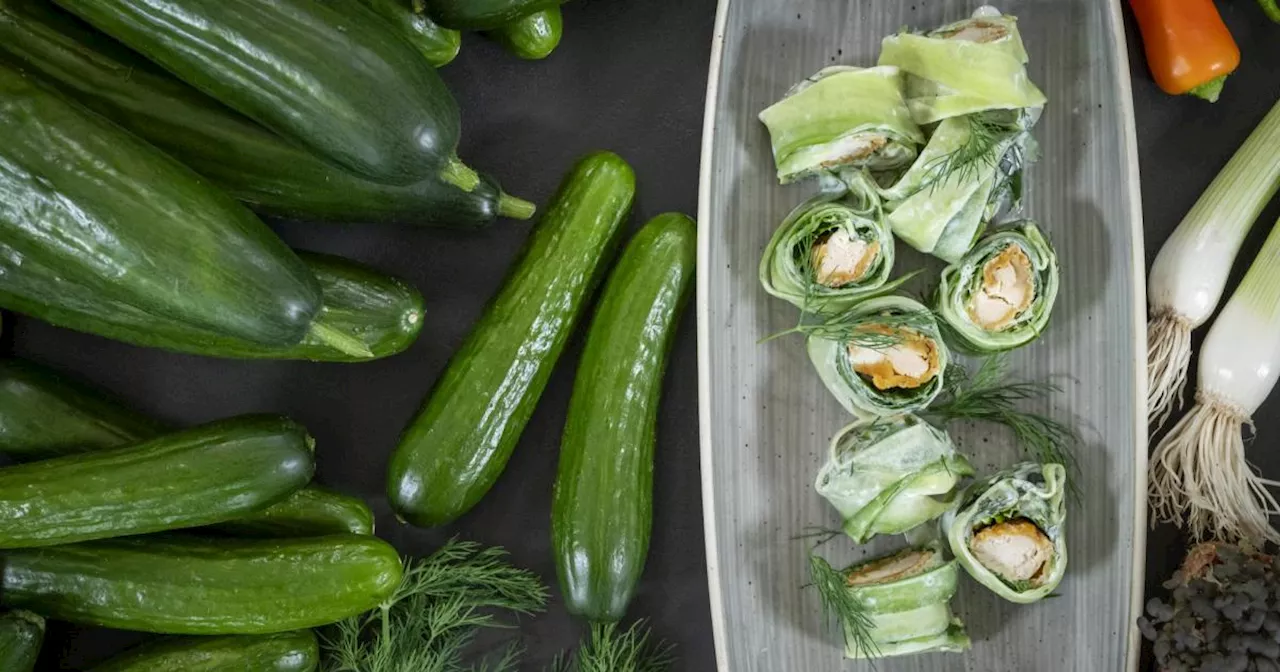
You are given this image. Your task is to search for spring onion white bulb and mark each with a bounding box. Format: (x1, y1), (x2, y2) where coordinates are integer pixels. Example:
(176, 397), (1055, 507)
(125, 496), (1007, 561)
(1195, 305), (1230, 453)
(1149, 217), (1280, 544)
(1147, 99), (1280, 430)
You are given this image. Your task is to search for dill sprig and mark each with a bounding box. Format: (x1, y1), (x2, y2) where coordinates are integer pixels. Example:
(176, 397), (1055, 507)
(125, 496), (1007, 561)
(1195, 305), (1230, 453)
(763, 304), (935, 346)
(547, 621), (675, 672)
(319, 539), (547, 672)
(808, 551), (879, 661)
(926, 355), (1080, 485)
(921, 115), (1017, 192)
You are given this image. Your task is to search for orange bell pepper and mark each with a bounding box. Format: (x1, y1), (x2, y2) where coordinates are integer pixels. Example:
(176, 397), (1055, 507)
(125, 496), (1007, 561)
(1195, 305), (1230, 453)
(1129, 0), (1240, 102)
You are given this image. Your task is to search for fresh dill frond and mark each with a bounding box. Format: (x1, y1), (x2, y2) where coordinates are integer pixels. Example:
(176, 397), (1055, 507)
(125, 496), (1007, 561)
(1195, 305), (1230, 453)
(808, 551), (879, 660)
(549, 621), (675, 672)
(769, 305), (936, 347)
(792, 526), (845, 547)
(319, 539), (547, 672)
(921, 115), (1017, 192)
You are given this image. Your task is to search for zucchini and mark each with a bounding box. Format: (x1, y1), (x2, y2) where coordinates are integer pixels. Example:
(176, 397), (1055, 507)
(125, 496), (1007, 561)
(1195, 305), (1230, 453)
(426, 0), (566, 30)
(357, 0), (461, 67)
(0, 359), (374, 537)
(488, 8), (563, 60)
(0, 534), (403, 634)
(388, 152), (635, 527)
(0, 61), (325, 351)
(0, 610), (43, 672)
(0, 0), (532, 226)
(0, 415), (314, 548)
(51, 0), (468, 187)
(552, 213), (696, 622)
(89, 631), (318, 672)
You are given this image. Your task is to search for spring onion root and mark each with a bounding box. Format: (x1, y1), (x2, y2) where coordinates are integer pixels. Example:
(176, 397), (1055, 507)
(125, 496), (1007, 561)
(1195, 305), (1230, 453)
(1147, 311), (1194, 429)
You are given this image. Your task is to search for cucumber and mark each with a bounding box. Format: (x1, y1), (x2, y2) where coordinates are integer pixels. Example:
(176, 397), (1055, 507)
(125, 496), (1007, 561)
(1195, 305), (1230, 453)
(0, 610), (43, 672)
(426, 0), (566, 30)
(389, 152), (635, 527)
(552, 214), (696, 622)
(0, 534), (402, 634)
(0, 61), (324, 351)
(51, 0), (467, 187)
(0, 415), (314, 548)
(0, 0), (532, 226)
(357, 0), (461, 67)
(0, 359), (374, 537)
(488, 8), (563, 60)
(89, 631), (318, 672)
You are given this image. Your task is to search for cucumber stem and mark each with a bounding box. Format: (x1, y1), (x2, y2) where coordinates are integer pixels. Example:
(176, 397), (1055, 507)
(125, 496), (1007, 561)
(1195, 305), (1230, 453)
(307, 321), (374, 359)
(439, 157), (481, 193)
(498, 193), (537, 220)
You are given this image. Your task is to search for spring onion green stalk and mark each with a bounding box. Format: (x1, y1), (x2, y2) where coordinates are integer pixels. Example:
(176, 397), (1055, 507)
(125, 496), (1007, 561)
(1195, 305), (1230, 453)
(759, 175), (910, 314)
(878, 6), (1047, 125)
(880, 112), (1034, 263)
(1147, 99), (1280, 430)
(934, 221), (1059, 352)
(810, 544), (971, 660)
(805, 296), (950, 418)
(943, 462), (1067, 603)
(1149, 217), (1280, 545)
(758, 66), (925, 184)
(815, 415), (975, 543)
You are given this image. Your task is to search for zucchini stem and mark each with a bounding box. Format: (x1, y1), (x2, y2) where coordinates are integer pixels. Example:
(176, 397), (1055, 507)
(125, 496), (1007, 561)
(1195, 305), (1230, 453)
(307, 321), (374, 359)
(498, 193), (537, 220)
(439, 157), (481, 193)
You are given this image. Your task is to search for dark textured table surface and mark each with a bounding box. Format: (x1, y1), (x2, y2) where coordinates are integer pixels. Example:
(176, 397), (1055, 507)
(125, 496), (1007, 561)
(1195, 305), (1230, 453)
(10, 1), (1280, 670)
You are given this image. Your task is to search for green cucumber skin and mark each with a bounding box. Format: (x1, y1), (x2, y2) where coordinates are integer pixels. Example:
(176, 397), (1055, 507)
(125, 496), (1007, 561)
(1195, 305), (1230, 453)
(388, 152), (636, 527)
(0, 610), (44, 672)
(426, 0), (566, 30)
(0, 359), (374, 537)
(0, 1), (522, 227)
(489, 8), (562, 60)
(89, 631), (318, 672)
(0, 415), (314, 549)
(357, 0), (461, 67)
(50, 0), (459, 186)
(552, 213), (696, 622)
(0, 534), (403, 634)
(0, 62), (320, 349)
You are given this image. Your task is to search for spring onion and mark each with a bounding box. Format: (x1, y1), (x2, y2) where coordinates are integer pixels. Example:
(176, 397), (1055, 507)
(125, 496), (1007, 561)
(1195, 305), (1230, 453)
(878, 6), (1047, 125)
(805, 296), (950, 418)
(758, 66), (924, 184)
(759, 174), (910, 314)
(1147, 99), (1280, 429)
(935, 221), (1059, 352)
(810, 544), (971, 660)
(815, 414), (974, 543)
(1149, 216), (1280, 545)
(943, 462), (1067, 603)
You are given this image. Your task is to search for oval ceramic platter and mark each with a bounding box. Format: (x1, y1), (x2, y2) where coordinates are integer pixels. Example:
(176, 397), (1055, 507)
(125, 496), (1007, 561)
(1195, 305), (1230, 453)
(695, 0), (1146, 670)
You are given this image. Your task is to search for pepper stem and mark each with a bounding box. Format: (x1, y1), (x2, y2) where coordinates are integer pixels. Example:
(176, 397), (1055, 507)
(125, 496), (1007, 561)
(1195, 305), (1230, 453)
(438, 156), (481, 193)
(498, 193), (537, 220)
(1189, 76), (1227, 104)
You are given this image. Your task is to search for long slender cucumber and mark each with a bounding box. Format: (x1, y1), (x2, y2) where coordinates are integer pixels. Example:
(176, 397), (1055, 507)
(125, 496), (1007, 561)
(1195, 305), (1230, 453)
(0, 610), (44, 672)
(388, 152), (636, 527)
(0, 535), (403, 634)
(88, 631), (319, 672)
(552, 214), (696, 622)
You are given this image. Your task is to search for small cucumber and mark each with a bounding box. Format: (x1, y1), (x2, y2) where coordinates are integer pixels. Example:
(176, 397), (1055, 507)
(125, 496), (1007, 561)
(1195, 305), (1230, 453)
(426, 0), (566, 30)
(0, 610), (44, 672)
(357, 0), (461, 67)
(488, 8), (562, 60)
(552, 214), (696, 622)
(0, 359), (374, 537)
(0, 534), (403, 634)
(389, 152), (635, 527)
(0, 415), (314, 548)
(89, 631), (318, 672)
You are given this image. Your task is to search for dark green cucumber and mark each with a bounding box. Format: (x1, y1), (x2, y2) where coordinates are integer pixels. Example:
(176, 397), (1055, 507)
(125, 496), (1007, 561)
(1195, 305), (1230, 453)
(0, 359), (374, 537)
(0, 415), (314, 548)
(389, 151), (635, 527)
(0, 534), (403, 634)
(552, 213), (696, 622)
(488, 8), (563, 60)
(51, 0), (466, 187)
(0, 61), (323, 351)
(426, 0), (567, 30)
(89, 631), (318, 672)
(357, 0), (461, 67)
(0, 1), (531, 226)
(0, 610), (43, 672)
